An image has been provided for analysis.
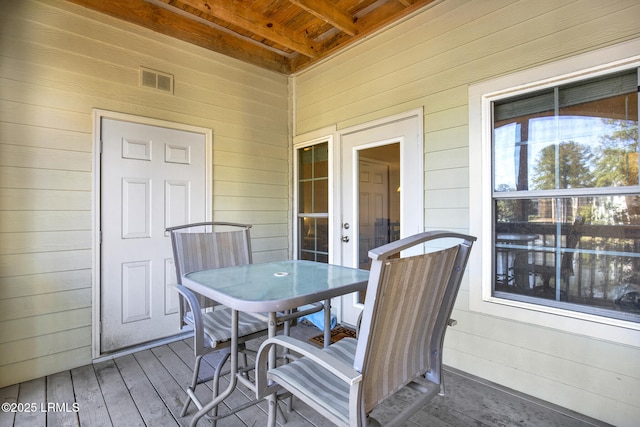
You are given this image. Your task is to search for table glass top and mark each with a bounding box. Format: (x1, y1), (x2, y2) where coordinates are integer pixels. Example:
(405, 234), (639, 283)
(183, 260), (370, 311)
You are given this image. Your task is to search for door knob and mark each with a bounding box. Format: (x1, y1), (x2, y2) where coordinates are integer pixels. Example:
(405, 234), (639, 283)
(341, 236), (350, 243)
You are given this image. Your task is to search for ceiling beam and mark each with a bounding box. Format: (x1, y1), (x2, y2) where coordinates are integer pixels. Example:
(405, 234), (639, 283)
(168, 0), (319, 58)
(289, 0), (358, 36)
(66, 0), (291, 73)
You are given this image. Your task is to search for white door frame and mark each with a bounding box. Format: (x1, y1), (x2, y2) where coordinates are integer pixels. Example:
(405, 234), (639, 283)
(91, 110), (213, 359)
(335, 108), (424, 324)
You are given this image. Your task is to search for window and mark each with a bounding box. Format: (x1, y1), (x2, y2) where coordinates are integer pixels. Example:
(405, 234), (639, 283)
(297, 142), (329, 262)
(491, 69), (639, 323)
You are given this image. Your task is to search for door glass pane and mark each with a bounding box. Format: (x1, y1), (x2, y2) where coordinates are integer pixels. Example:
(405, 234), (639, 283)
(297, 142), (329, 262)
(299, 217), (328, 263)
(357, 143), (401, 302)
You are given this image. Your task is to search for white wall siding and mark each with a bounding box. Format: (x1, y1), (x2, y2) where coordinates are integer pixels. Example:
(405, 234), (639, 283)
(0, 0), (289, 387)
(292, 0), (640, 425)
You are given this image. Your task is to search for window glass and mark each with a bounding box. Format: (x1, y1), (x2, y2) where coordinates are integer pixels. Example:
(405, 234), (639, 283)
(297, 143), (329, 262)
(492, 69), (639, 322)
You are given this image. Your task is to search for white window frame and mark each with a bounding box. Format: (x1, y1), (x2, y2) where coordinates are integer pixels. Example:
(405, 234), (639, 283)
(469, 39), (640, 347)
(293, 125), (336, 263)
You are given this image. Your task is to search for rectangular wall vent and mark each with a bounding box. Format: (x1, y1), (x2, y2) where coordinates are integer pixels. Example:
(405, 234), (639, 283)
(139, 67), (174, 94)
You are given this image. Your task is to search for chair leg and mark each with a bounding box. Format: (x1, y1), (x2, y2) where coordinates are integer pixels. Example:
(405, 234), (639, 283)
(209, 351), (231, 427)
(181, 350), (232, 423)
(180, 354), (205, 416)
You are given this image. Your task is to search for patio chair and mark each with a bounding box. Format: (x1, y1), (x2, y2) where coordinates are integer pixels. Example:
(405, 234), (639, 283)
(167, 222), (270, 423)
(255, 230), (476, 427)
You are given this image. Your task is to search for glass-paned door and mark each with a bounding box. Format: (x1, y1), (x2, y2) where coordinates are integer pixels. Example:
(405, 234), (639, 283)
(338, 111), (424, 326)
(297, 142), (329, 263)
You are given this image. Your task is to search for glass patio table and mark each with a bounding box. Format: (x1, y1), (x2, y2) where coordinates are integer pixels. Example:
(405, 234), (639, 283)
(181, 260), (370, 427)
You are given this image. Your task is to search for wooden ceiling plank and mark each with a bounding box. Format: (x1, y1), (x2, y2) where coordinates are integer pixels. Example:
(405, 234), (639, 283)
(290, 0), (438, 73)
(172, 0), (319, 57)
(289, 0), (357, 36)
(66, 0), (291, 73)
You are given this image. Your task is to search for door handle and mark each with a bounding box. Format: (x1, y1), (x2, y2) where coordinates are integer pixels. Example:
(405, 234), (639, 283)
(341, 236), (350, 243)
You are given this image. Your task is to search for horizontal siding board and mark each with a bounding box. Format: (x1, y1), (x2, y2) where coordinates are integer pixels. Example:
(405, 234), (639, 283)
(253, 250), (288, 264)
(213, 181), (287, 199)
(426, 126), (469, 153)
(213, 165), (287, 186)
(0, 166), (91, 191)
(0, 270), (91, 299)
(0, 230), (91, 255)
(212, 196), (288, 212)
(216, 137), (288, 159)
(0, 144), (91, 172)
(425, 147), (469, 171)
(213, 151), (288, 173)
(249, 224), (288, 241)
(425, 188), (469, 209)
(425, 208), (469, 229)
(0, 326), (91, 366)
(0, 100), (91, 134)
(0, 288), (91, 322)
(0, 346), (91, 389)
(425, 106), (469, 133)
(0, 308), (91, 348)
(0, 188), (90, 211)
(251, 236), (288, 253)
(0, 122), (90, 152)
(0, 250), (91, 277)
(213, 211), (287, 226)
(425, 168), (469, 190)
(0, 211), (91, 233)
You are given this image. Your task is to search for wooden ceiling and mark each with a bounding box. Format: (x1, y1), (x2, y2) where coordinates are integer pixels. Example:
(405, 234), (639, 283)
(66, 0), (439, 74)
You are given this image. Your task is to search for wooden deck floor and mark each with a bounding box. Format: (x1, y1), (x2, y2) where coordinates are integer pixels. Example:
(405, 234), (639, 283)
(0, 324), (610, 427)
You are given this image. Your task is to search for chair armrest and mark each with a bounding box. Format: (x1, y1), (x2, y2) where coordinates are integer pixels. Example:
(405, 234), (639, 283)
(175, 285), (206, 351)
(255, 335), (362, 399)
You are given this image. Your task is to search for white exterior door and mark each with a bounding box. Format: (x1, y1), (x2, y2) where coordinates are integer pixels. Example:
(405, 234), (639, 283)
(100, 117), (208, 353)
(338, 111), (423, 326)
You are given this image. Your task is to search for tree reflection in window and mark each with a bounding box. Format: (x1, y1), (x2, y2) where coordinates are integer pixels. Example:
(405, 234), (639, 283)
(492, 68), (640, 323)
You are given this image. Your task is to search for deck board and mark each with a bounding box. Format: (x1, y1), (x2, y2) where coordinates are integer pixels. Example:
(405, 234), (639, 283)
(46, 371), (79, 427)
(14, 377), (45, 427)
(70, 364), (111, 427)
(94, 359), (146, 426)
(0, 324), (611, 427)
